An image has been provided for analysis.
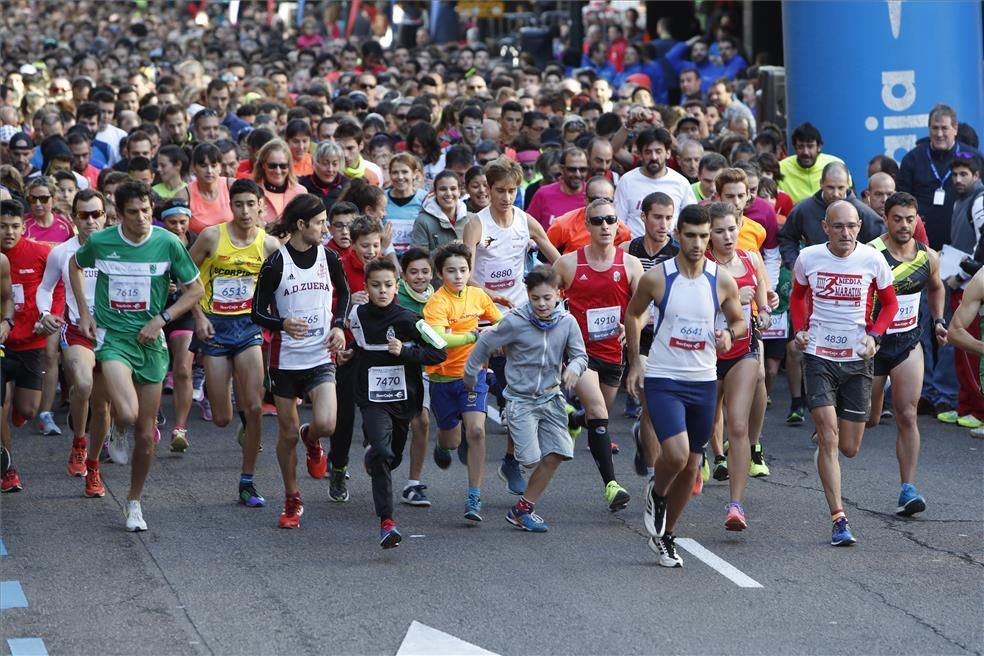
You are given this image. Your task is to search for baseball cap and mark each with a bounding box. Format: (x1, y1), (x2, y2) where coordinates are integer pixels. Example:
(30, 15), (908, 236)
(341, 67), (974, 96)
(675, 116), (700, 131)
(8, 132), (34, 150)
(540, 128), (563, 147)
(18, 64), (38, 76)
(626, 73), (651, 90)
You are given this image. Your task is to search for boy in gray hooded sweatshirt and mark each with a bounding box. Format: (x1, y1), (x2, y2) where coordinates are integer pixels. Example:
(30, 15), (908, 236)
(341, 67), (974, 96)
(464, 265), (588, 532)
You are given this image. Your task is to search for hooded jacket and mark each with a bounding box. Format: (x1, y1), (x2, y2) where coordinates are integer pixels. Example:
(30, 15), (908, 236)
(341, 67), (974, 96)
(778, 189), (885, 269)
(410, 195), (471, 254)
(463, 303), (588, 401)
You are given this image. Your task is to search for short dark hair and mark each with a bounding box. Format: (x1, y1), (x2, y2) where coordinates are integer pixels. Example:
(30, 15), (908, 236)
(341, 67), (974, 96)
(949, 154), (981, 176)
(698, 152), (728, 174)
(349, 216), (383, 243)
(884, 191), (919, 216)
(400, 247), (432, 272)
(525, 264), (560, 290)
(791, 122), (823, 146)
(365, 257), (398, 280)
(230, 178), (264, 199)
(127, 156), (153, 175)
(0, 199), (24, 218)
(635, 128), (672, 152)
(114, 180), (154, 212)
(641, 191), (674, 214)
(677, 204), (711, 227)
(72, 188), (106, 216)
(285, 119), (312, 140)
(329, 201), (358, 220)
(433, 242), (472, 274)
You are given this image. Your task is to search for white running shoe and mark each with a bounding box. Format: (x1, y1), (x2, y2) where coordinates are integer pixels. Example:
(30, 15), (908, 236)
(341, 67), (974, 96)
(107, 424), (132, 465)
(648, 534), (683, 568)
(38, 411), (62, 436)
(124, 500), (147, 532)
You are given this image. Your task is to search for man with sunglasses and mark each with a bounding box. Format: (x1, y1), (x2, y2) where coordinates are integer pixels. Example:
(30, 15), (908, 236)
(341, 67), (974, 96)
(555, 199), (644, 512)
(527, 147), (591, 230)
(547, 176), (632, 255)
(457, 107), (484, 149)
(35, 190), (111, 498)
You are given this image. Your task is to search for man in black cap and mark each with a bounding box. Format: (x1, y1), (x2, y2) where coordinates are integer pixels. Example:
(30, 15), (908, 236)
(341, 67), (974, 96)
(8, 133), (37, 179)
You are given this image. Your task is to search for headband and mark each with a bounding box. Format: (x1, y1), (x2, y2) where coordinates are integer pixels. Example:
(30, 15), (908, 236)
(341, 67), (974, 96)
(161, 206), (192, 219)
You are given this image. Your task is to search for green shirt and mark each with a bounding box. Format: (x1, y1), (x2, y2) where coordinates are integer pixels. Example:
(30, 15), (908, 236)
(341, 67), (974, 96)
(777, 153), (850, 204)
(75, 225), (200, 335)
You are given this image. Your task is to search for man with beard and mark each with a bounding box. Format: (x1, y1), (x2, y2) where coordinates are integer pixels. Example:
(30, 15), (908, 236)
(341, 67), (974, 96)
(527, 148), (590, 230)
(614, 129), (697, 238)
(779, 123), (849, 204)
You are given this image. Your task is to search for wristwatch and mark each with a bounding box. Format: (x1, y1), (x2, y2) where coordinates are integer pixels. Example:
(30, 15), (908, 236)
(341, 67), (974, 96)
(160, 309), (172, 324)
(934, 318), (947, 329)
(867, 332), (882, 347)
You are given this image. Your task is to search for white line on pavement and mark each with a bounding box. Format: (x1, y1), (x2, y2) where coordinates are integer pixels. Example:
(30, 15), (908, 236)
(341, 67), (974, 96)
(396, 621), (498, 656)
(675, 538), (764, 588)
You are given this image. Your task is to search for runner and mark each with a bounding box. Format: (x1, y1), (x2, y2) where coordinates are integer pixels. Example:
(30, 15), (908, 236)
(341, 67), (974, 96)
(625, 204), (747, 567)
(948, 268), (984, 439)
(1, 199), (51, 493)
(0, 252), (11, 485)
(70, 181), (205, 531)
(189, 179), (280, 507)
(462, 156), (560, 496)
(705, 201), (775, 530)
(866, 192), (947, 516)
(35, 189), (111, 496)
(463, 265), (588, 532)
(348, 258), (446, 547)
(423, 242), (502, 522)
(251, 194), (350, 529)
(620, 192), (679, 478)
(556, 198), (644, 511)
(396, 247), (437, 506)
(788, 200), (898, 546)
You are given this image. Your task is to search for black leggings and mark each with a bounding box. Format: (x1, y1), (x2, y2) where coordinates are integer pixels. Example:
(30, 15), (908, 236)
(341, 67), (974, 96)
(361, 405), (411, 520)
(329, 361), (356, 469)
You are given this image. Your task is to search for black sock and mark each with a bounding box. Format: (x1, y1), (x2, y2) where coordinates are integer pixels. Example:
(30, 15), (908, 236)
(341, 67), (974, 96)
(239, 411), (247, 428)
(587, 419), (615, 484)
(570, 409), (587, 429)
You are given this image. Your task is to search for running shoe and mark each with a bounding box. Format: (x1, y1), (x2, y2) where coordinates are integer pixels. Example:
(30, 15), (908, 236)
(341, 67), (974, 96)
(643, 479), (667, 537)
(971, 425), (984, 439)
(786, 406), (806, 425)
(624, 394), (642, 419)
(831, 517), (857, 546)
(498, 456), (526, 495)
(464, 493), (482, 522)
(724, 502), (747, 531)
(605, 480), (630, 512)
(169, 428), (189, 453)
(328, 467), (349, 502)
(610, 441), (620, 455)
(84, 466), (105, 498)
(300, 423), (327, 479)
(700, 451), (710, 482)
(957, 414), (984, 429)
(433, 444), (452, 470)
(648, 533), (683, 568)
(261, 403), (278, 416)
(749, 444), (770, 477)
(632, 421), (648, 476)
(692, 468), (703, 496)
(936, 409), (959, 424)
(278, 495), (304, 529)
(896, 483), (927, 517)
(124, 500), (147, 532)
(156, 407), (166, 427)
(380, 519), (402, 549)
(565, 404), (582, 442)
(67, 438), (88, 477)
(198, 397), (213, 422)
(712, 455), (729, 481)
(238, 482), (266, 508)
(163, 372), (174, 393)
(506, 507), (548, 532)
(153, 426), (161, 446)
(401, 484), (432, 507)
(1, 467), (23, 493)
(881, 408), (893, 420)
(38, 411), (61, 436)
(107, 424), (131, 465)
(11, 408), (27, 428)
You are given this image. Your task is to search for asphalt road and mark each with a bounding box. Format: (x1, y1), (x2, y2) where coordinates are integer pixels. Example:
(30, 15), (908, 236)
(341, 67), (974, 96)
(2, 383), (982, 656)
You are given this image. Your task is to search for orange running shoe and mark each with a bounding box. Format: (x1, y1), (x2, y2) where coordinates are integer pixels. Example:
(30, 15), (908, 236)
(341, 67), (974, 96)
(67, 437), (88, 477)
(84, 464), (105, 498)
(724, 502), (747, 531)
(278, 493), (304, 529)
(1, 467), (23, 492)
(300, 424), (327, 479)
(692, 467), (703, 496)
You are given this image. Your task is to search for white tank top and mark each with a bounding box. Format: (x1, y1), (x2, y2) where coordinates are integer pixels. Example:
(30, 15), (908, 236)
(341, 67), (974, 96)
(271, 245), (335, 370)
(474, 206), (531, 310)
(646, 258), (720, 382)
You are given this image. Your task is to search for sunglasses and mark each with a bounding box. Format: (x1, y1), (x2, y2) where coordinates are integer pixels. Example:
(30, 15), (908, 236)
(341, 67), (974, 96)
(265, 162), (289, 170)
(588, 215), (618, 226)
(478, 158), (498, 166)
(29, 195), (52, 203)
(360, 83), (376, 90)
(566, 123), (586, 131)
(77, 209), (105, 220)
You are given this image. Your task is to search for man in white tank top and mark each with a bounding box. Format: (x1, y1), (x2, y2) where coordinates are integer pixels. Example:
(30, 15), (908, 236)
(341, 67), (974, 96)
(625, 205), (746, 568)
(462, 157), (561, 496)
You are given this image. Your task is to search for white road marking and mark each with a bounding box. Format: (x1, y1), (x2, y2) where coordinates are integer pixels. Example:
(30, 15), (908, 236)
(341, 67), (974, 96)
(396, 621), (498, 656)
(675, 538), (764, 588)
(487, 406), (501, 425)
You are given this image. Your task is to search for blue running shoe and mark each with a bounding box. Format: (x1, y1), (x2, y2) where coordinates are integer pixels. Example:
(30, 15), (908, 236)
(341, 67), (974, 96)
(896, 483), (926, 517)
(632, 420), (648, 477)
(380, 519), (402, 549)
(498, 456), (526, 495)
(831, 517), (857, 546)
(506, 508), (548, 532)
(464, 493), (482, 522)
(624, 394), (642, 418)
(238, 483), (267, 508)
(433, 444), (452, 469)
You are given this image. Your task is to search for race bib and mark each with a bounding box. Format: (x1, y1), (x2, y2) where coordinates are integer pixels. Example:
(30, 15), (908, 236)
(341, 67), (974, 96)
(760, 311), (789, 340)
(669, 316), (708, 351)
(108, 275), (151, 311)
(485, 267), (516, 291)
(392, 223), (413, 254)
(586, 306), (620, 341)
(814, 322), (861, 360)
(887, 292), (920, 334)
(213, 276), (255, 313)
(300, 310), (324, 339)
(368, 365), (407, 403)
(11, 283), (23, 309)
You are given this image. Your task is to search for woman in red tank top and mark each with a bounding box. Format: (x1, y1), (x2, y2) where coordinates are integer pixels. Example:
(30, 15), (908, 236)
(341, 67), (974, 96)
(705, 202), (775, 532)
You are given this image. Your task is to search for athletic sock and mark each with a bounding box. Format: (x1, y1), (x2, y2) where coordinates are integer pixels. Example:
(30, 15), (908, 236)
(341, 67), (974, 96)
(515, 496), (534, 514)
(502, 452), (517, 464)
(405, 479), (420, 490)
(831, 508), (846, 523)
(240, 473), (254, 487)
(468, 486), (481, 498)
(587, 419), (615, 484)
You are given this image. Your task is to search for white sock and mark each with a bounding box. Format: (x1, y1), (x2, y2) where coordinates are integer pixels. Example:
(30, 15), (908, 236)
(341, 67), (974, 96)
(646, 467), (655, 477)
(405, 479), (420, 490)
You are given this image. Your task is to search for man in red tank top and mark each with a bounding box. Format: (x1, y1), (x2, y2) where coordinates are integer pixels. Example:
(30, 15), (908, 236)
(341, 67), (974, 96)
(555, 199), (645, 512)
